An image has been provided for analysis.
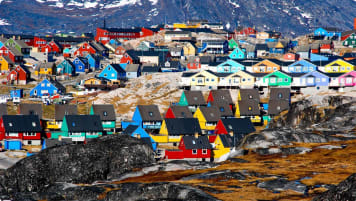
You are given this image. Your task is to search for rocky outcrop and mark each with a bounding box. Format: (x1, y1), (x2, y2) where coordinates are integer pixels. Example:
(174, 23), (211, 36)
(313, 173), (356, 201)
(2, 135), (155, 193)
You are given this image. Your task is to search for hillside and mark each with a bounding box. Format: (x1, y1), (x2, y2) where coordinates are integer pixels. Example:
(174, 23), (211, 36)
(0, 0), (355, 36)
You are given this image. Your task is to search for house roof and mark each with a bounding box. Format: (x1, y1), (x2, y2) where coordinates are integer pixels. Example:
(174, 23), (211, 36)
(165, 118), (202, 135)
(183, 136), (212, 150)
(209, 90), (234, 105)
(168, 106), (193, 118)
(2, 115), (42, 132)
(296, 45), (310, 52)
(322, 27), (341, 32)
(125, 64), (140, 72)
(19, 104), (42, 119)
(269, 88), (290, 101)
(323, 73), (345, 77)
(141, 65), (161, 73)
(220, 118), (256, 135)
(182, 72), (197, 77)
(45, 138), (72, 148)
(38, 62), (56, 69)
(239, 88), (260, 102)
(0, 104), (7, 117)
(1, 56), (14, 64)
(255, 44), (269, 51)
(50, 79), (66, 93)
(122, 125), (139, 135)
(7, 46), (23, 56)
(199, 106), (221, 122)
(210, 101), (233, 117)
(91, 104), (116, 121)
(89, 41), (107, 52)
(183, 91), (206, 106)
(238, 100), (260, 116)
(219, 134), (234, 148)
(55, 104), (77, 121)
(200, 56), (213, 64)
(64, 115), (103, 132)
(268, 100), (290, 115)
(15, 39), (30, 48)
(109, 64), (126, 73)
(137, 105), (162, 121)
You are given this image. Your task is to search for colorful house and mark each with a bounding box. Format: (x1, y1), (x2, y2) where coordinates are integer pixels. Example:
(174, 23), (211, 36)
(229, 47), (246, 59)
(125, 64), (141, 79)
(178, 91), (207, 113)
(83, 77), (116, 90)
(98, 64), (126, 82)
(193, 106), (221, 132)
(285, 60), (317, 73)
(187, 56), (201, 70)
(210, 134), (234, 162)
(343, 33), (356, 48)
(228, 39), (239, 50)
(164, 106), (193, 119)
(5, 38), (31, 58)
(120, 50), (140, 64)
(217, 59), (245, 73)
(18, 103), (43, 119)
(297, 71), (330, 87)
(90, 104), (116, 134)
(73, 57), (89, 73)
(29, 79), (66, 97)
(123, 125), (157, 151)
(155, 118), (202, 144)
(0, 56), (14, 73)
(190, 70), (219, 90)
(207, 90), (234, 111)
(86, 54), (101, 71)
(324, 59), (354, 73)
(235, 99), (261, 125)
(48, 104), (77, 130)
(262, 71), (292, 87)
(51, 115), (104, 142)
(252, 59), (281, 73)
(219, 71), (255, 88)
(36, 62), (56, 76)
(182, 42), (197, 56)
(238, 88), (260, 102)
(314, 27), (341, 38)
(7, 65), (31, 85)
(165, 136), (212, 161)
(132, 105), (162, 130)
(0, 115), (42, 145)
(338, 71), (356, 87)
(214, 118), (255, 137)
(57, 59), (75, 76)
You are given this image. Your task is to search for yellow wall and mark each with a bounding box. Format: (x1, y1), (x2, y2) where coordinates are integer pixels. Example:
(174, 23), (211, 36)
(193, 108), (216, 130)
(325, 59), (354, 73)
(156, 120), (181, 143)
(173, 23), (200, 28)
(0, 57), (10, 72)
(183, 44), (196, 56)
(234, 71), (255, 86)
(235, 101), (240, 117)
(213, 135), (231, 159)
(191, 70), (219, 86)
(39, 68), (53, 75)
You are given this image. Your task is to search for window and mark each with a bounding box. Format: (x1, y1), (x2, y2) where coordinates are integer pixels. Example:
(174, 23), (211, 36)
(248, 106), (252, 111)
(111, 73), (115, 77)
(278, 78), (283, 82)
(47, 83), (50, 87)
(8, 123), (13, 127)
(211, 79), (215, 82)
(192, 149), (197, 154)
(249, 95), (253, 99)
(149, 112), (153, 117)
(41, 83), (45, 87)
(202, 149), (207, 154)
(103, 111), (108, 116)
(72, 122), (76, 127)
(206, 78), (209, 82)
(270, 78), (276, 83)
(278, 93), (283, 99)
(220, 107), (225, 112)
(277, 106), (281, 111)
(284, 78), (288, 82)
(104, 73), (107, 77)
(32, 122), (36, 127)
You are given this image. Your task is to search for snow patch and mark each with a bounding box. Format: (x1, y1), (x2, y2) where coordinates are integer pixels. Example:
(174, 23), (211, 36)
(84, 1), (98, 8)
(228, 0), (240, 8)
(301, 12), (312, 19)
(148, 0), (158, 5)
(0, 18), (11, 25)
(103, 0), (141, 9)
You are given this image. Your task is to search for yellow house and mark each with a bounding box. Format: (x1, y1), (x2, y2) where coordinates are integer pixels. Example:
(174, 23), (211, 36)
(234, 71), (255, 87)
(256, 31), (270, 39)
(173, 23), (200, 29)
(212, 134), (233, 162)
(190, 70), (219, 87)
(252, 59), (280, 73)
(35, 62), (56, 76)
(193, 106), (220, 131)
(0, 56), (14, 73)
(325, 59), (354, 73)
(235, 100), (262, 124)
(155, 118), (202, 144)
(182, 42), (197, 56)
(84, 77), (112, 85)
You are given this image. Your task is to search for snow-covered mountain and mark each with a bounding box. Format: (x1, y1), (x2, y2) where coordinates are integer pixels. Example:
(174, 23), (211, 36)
(0, 0), (355, 36)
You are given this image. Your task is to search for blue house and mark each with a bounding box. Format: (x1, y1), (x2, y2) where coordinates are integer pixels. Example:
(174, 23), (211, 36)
(310, 53), (330, 62)
(299, 71), (330, 87)
(57, 59), (75, 76)
(287, 60), (317, 73)
(86, 54), (101, 71)
(98, 64), (126, 81)
(314, 27), (341, 39)
(30, 79), (66, 97)
(217, 59), (245, 73)
(73, 57), (89, 73)
(132, 105), (162, 130)
(123, 125), (157, 151)
(229, 47), (246, 59)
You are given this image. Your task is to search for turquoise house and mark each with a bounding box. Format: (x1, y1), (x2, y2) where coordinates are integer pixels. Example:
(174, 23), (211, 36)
(90, 104), (116, 134)
(57, 59), (75, 76)
(51, 115), (103, 142)
(217, 59), (245, 73)
(229, 47), (246, 59)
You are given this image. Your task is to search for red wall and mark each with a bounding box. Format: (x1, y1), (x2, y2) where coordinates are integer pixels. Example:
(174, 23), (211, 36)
(187, 63), (201, 70)
(164, 108), (176, 119)
(120, 53), (133, 64)
(214, 120), (228, 134)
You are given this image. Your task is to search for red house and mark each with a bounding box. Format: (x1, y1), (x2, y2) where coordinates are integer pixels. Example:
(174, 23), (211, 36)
(187, 56), (201, 70)
(235, 27), (257, 36)
(165, 136), (212, 161)
(214, 118), (255, 136)
(283, 53), (299, 61)
(74, 42), (97, 57)
(95, 27), (154, 45)
(33, 36), (47, 48)
(120, 50), (139, 64)
(7, 65), (31, 85)
(164, 105), (193, 119)
(39, 40), (62, 54)
(115, 46), (127, 56)
(0, 115), (42, 145)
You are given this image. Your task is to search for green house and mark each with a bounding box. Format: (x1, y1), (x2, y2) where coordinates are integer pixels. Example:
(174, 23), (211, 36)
(178, 91), (206, 113)
(228, 39), (239, 50)
(90, 104), (116, 134)
(343, 33), (356, 48)
(5, 38), (31, 57)
(51, 115), (103, 142)
(262, 71), (292, 86)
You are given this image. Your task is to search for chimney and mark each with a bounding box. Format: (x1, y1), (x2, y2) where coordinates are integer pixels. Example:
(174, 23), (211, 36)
(354, 17), (356, 30)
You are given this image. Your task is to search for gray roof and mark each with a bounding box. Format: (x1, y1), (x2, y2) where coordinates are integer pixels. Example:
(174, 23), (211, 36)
(199, 106), (221, 122)
(2, 115), (42, 132)
(64, 115), (103, 132)
(211, 101), (233, 117)
(238, 100), (260, 116)
(45, 138), (73, 148)
(219, 134), (234, 148)
(1, 56), (14, 64)
(164, 118), (202, 135)
(183, 136), (212, 149)
(91, 104), (116, 121)
(168, 106), (193, 118)
(138, 105), (162, 121)
(7, 46), (22, 56)
(296, 45), (310, 52)
(183, 91), (206, 106)
(55, 104), (77, 121)
(220, 118), (256, 135)
(19, 104), (43, 119)
(0, 104), (7, 117)
(209, 90), (234, 105)
(269, 88), (291, 101)
(268, 100), (290, 115)
(38, 62), (56, 69)
(15, 39), (30, 48)
(239, 89), (260, 102)
(122, 125), (139, 135)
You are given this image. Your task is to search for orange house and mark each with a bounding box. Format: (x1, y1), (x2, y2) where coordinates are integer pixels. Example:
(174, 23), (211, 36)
(252, 59), (281, 73)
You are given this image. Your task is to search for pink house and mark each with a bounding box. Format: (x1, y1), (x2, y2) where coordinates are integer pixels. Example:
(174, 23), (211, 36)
(339, 71), (356, 87)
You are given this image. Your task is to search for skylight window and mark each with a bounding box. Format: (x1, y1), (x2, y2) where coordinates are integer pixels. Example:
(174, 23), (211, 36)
(32, 122), (36, 127)
(72, 122), (76, 127)
(149, 112), (153, 117)
(8, 123), (13, 127)
(103, 111), (108, 116)
(228, 125), (233, 129)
